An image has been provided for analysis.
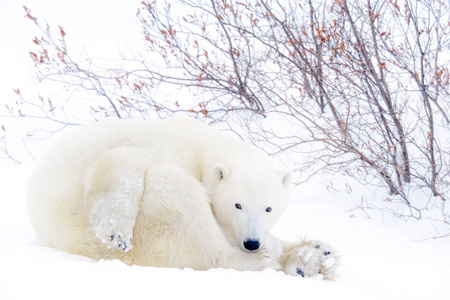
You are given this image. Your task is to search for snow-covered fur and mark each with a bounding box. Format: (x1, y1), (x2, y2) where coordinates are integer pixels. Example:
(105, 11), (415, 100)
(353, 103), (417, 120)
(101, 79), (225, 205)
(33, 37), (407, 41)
(27, 118), (340, 279)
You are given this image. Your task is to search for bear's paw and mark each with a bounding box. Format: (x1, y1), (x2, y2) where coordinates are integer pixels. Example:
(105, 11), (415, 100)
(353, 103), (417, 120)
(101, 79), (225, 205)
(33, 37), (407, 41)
(93, 217), (134, 252)
(109, 233), (133, 252)
(281, 241), (340, 280)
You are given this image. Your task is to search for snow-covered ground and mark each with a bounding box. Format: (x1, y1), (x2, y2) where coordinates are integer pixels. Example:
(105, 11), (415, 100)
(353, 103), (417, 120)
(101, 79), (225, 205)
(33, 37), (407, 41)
(1, 1), (450, 299)
(1, 163), (449, 300)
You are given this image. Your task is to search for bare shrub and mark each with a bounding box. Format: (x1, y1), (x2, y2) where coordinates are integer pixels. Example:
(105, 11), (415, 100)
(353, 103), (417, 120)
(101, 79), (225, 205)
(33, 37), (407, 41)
(2, 1), (450, 226)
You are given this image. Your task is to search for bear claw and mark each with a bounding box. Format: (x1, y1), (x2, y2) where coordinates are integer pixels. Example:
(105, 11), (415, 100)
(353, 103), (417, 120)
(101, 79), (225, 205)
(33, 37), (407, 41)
(98, 232), (133, 252)
(296, 268), (306, 277)
(114, 234), (132, 252)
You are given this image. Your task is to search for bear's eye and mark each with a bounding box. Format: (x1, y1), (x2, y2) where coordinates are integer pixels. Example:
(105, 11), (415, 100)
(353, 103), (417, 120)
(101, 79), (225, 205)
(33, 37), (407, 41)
(235, 203), (242, 210)
(266, 207), (272, 213)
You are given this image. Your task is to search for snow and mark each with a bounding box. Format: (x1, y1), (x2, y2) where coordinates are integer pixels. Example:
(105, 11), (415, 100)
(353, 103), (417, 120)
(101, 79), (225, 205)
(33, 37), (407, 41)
(1, 0), (450, 299)
(1, 163), (449, 300)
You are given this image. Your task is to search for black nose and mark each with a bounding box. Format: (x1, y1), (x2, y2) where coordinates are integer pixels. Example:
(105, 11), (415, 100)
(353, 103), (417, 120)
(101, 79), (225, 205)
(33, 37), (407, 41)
(243, 240), (260, 251)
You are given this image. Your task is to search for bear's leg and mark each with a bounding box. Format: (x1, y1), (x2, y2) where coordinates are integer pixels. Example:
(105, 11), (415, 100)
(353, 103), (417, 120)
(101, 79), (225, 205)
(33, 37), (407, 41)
(280, 240), (341, 279)
(84, 147), (151, 252)
(132, 163), (273, 271)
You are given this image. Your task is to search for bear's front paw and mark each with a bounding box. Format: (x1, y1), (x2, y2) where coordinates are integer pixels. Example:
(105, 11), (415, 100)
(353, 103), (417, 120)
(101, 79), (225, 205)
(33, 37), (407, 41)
(281, 241), (340, 280)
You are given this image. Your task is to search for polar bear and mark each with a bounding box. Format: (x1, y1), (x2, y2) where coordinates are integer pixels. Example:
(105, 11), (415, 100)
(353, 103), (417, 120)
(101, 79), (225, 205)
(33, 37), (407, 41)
(27, 118), (340, 278)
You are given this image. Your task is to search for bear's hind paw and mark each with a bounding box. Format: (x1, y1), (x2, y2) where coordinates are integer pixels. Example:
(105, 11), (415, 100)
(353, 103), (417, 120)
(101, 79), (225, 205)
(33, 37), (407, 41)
(110, 233), (133, 252)
(96, 231), (133, 252)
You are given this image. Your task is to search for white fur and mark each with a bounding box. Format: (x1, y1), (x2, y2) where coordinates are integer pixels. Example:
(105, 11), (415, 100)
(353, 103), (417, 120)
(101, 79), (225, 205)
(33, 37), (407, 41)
(27, 118), (340, 278)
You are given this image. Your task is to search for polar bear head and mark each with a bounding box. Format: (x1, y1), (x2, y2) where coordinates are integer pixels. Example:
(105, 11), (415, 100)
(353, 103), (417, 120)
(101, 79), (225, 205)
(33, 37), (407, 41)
(208, 163), (291, 252)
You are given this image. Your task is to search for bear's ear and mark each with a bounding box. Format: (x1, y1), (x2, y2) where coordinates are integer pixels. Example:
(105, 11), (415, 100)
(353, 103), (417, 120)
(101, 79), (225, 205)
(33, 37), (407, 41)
(212, 163), (229, 181)
(279, 170), (292, 188)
